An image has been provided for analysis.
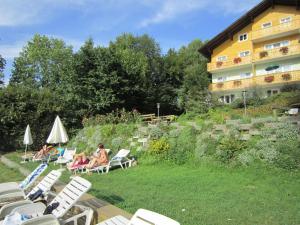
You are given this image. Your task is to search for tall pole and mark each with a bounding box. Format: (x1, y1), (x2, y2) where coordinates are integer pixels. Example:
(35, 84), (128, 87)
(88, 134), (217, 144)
(243, 91), (247, 116)
(157, 103), (160, 119)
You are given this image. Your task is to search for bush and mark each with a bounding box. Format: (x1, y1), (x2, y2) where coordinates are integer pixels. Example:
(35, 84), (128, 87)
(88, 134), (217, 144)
(82, 108), (141, 126)
(195, 133), (217, 159)
(167, 127), (197, 164)
(216, 136), (246, 163)
(148, 138), (170, 156)
(149, 126), (164, 140)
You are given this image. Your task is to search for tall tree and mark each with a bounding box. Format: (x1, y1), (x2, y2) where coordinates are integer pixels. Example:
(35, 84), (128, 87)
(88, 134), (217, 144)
(74, 39), (120, 116)
(177, 39), (210, 113)
(10, 34), (75, 92)
(0, 54), (5, 86)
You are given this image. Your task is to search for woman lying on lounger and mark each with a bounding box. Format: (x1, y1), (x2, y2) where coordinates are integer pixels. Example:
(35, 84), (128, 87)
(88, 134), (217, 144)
(33, 145), (53, 160)
(68, 143), (109, 170)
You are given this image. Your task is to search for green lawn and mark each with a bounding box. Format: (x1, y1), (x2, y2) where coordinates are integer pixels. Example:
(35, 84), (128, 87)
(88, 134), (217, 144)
(2, 152), (300, 225)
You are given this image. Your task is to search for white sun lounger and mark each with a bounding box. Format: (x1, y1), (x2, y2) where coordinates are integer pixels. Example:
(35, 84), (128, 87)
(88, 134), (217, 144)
(87, 149), (131, 174)
(54, 148), (77, 165)
(0, 163), (48, 202)
(0, 170), (61, 215)
(0, 176), (92, 225)
(97, 208), (180, 225)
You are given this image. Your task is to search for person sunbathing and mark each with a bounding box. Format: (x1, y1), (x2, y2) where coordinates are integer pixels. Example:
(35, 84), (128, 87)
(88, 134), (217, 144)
(68, 143), (108, 170)
(33, 145), (53, 160)
(85, 144), (109, 169)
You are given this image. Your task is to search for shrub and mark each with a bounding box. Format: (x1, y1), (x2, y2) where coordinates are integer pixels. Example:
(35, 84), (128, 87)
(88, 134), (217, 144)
(216, 136), (246, 163)
(254, 139), (278, 163)
(195, 133), (217, 159)
(167, 127), (197, 164)
(237, 151), (254, 166)
(148, 138), (170, 156)
(149, 126), (164, 140)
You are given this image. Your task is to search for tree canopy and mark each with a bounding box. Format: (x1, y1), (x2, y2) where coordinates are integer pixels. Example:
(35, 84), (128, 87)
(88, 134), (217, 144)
(0, 33), (210, 150)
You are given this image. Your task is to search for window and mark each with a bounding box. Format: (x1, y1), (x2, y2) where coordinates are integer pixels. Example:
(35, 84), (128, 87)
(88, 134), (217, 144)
(262, 22), (272, 29)
(267, 89), (279, 97)
(264, 40), (289, 50)
(280, 17), (291, 24)
(240, 72), (252, 78)
(217, 76), (226, 82)
(239, 33), (248, 42)
(219, 95), (235, 104)
(282, 65), (291, 72)
(217, 56), (227, 62)
(239, 51), (250, 57)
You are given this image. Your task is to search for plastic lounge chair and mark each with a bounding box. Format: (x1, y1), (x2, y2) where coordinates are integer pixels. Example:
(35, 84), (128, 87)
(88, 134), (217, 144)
(74, 149), (111, 174)
(87, 149), (130, 174)
(96, 208), (180, 225)
(0, 170), (61, 213)
(0, 163), (48, 202)
(54, 148), (77, 165)
(0, 176), (92, 225)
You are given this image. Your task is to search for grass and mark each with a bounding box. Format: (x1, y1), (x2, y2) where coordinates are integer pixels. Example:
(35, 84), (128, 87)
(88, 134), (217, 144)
(2, 152), (300, 225)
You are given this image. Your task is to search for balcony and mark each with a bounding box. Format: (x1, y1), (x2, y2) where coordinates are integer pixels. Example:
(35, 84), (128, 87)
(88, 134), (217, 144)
(254, 44), (300, 62)
(207, 56), (252, 72)
(210, 70), (300, 92)
(252, 19), (300, 42)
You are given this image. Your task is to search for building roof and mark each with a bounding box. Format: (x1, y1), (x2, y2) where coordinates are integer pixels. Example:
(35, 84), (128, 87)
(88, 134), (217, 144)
(199, 0), (300, 59)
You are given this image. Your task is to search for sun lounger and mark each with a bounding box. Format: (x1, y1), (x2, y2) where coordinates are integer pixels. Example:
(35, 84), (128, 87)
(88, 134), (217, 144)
(0, 170), (61, 213)
(0, 176), (92, 225)
(0, 164), (48, 202)
(54, 148), (76, 165)
(87, 149), (131, 174)
(97, 208), (180, 225)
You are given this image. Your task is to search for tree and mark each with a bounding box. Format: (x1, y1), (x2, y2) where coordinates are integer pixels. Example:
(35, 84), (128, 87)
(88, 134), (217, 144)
(10, 34), (75, 92)
(177, 39), (210, 113)
(0, 54), (5, 86)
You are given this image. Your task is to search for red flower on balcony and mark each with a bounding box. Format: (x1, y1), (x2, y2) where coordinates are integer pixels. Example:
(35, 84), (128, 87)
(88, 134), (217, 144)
(260, 51), (268, 58)
(279, 46), (289, 54)
(216, 61), (223, 68)
(216, 83), (224, 88)
(282, 73), (291, 81)
(233, 57), (242, 64)
(233, 80), (242, 86)
(264, 76), (274, 83)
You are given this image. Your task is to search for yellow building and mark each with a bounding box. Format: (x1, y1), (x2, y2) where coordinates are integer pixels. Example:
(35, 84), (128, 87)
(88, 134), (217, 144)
(199, 0), (300, 104)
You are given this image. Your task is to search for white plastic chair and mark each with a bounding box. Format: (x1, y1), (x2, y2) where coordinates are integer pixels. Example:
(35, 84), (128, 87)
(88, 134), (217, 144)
(0, 170), (61, 217)
(54, 148), (77, 165)
(0, 176), (92, 225)
(0, 163), (48, 202)
(87, 149), (131, 174)
(97, 208), (180, 225)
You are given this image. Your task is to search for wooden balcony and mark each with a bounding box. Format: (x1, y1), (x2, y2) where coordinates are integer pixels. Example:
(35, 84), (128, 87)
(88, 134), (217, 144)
(207, 56), (252, 72)
(252, 19), (300, 42)
(210, 70), (300, 92)
(253, 44), (300, 62)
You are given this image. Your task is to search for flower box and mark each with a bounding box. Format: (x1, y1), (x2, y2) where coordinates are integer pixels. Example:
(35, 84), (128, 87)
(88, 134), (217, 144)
(233, 80), (242, 86)
(279, 46), (289, 54)
(233, 57), (242, 64)
(282, 73), (291, 81)
(216, 61), (223, 68)
(260, 51), (268, 58)
(216, 83), (224, 88)
(264, 76), (274, 83)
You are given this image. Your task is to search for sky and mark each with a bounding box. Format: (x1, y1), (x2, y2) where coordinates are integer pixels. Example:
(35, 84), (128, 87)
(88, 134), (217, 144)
(0, 0), (261, 83)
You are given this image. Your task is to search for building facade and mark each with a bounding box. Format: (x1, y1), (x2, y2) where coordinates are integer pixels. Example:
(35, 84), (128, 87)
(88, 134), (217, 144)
(199, 0), (300, 104)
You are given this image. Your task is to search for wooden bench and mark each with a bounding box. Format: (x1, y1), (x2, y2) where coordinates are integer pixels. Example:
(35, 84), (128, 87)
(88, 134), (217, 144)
(141, 114), (156, 122)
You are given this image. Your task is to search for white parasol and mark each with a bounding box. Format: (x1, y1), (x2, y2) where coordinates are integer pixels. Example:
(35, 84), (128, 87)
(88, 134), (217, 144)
(46, 115), (69, 146)
(23, 124), (33, 162)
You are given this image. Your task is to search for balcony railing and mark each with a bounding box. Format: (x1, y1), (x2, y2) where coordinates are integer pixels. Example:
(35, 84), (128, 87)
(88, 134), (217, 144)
(252, 19), (300, 41)
(207, 56), (252, 72)
(253, 44), (300, 61)
(210, 70), (300, 92)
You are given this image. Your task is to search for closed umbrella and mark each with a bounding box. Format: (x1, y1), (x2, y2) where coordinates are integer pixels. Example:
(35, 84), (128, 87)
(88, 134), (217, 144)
(23, 124), (33, 163)
(47, 116), (69, 146)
